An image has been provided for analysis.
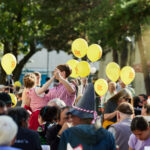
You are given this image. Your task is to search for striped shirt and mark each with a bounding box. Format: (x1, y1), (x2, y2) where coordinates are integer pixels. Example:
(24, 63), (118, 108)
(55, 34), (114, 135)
(46, 83), (76, 106)
(29, 87), (49, 112)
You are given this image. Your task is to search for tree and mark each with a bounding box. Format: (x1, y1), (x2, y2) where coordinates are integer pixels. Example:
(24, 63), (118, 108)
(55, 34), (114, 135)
(0, 0), (101, 83)
(0, 0), (50, 83)
(86, 0), (150, 94)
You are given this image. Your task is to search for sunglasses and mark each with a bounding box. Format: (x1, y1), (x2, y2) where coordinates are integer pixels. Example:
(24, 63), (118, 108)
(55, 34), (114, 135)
(120, 96), (131, 102)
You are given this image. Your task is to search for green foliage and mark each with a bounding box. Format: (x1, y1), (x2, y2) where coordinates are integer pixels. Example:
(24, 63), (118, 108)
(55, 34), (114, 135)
(87, 0), (150, 51)
(0, 0), (50, 55)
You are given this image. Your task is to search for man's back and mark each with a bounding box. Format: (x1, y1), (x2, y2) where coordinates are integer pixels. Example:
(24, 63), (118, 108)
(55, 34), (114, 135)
(58, 124), (116, 150)
(12, 127), (42, 150)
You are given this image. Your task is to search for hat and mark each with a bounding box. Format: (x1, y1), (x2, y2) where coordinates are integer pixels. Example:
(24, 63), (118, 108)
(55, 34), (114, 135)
(68, 83), (95, 119)
(0, 92), (12, 104)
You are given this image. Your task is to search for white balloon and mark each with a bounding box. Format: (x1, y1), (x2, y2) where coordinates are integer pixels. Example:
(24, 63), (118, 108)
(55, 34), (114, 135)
(90, 67), (96, 74)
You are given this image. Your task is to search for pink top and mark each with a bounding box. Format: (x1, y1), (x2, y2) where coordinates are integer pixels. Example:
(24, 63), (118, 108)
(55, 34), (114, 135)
(46, 83), (76, 106)
(29, 88), (49, 112)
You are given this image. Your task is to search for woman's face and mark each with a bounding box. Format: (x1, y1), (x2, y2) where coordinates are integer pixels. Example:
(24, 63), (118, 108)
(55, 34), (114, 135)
(59, 108), (69, 125)
(118, 96), (131, 105)
(133, 128), (150, 140)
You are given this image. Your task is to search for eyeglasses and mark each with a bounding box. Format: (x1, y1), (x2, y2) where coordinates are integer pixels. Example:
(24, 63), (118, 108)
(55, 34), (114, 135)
(120, 96), (131, 102)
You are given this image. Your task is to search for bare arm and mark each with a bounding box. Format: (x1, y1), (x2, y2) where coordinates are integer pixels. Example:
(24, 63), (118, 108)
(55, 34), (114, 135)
(36, 76), (55, 95)
(21, 88), (31, 107)
(59, 77), (75, 94)
(104, 111), (117, 120)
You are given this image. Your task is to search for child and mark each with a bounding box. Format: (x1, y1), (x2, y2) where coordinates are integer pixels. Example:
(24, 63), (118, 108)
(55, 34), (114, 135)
(37, 106), (59, 144)
(22, 73), (55, 130)
(128, 116), (150, 150)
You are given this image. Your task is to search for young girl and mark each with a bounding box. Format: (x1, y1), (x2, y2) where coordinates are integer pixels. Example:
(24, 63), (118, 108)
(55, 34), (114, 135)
(128, 116), (150, 150)
(37, 106), (59, 144)
(22, 73), (55, 130)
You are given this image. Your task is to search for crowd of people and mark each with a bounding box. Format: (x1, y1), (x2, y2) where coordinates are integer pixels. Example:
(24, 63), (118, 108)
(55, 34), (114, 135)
(0, 63), (150, 150)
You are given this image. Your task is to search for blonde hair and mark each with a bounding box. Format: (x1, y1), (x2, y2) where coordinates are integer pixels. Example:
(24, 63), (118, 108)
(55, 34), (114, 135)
(0, 115), (18, 146)
(23, 73), (36, 88)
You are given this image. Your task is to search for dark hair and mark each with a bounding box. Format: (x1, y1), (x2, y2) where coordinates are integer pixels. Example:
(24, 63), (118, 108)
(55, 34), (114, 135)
(57, 64), (72, 78)
(0, 92), (12, 104)
(0, 100), (6, 107)
(133, 96), (142, 107)
(131, 116), (149, 131)
(139, 94), (148, 101)
(143, 103), (150, 115)
(46, 77), (50, 82)
(117, 102), (134, 115)
(39, 106), (59, 123)
(7, 107), (29, 127)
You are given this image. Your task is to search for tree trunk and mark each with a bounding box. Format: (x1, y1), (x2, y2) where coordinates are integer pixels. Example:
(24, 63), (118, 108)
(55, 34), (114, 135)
(120, 42), (128, 67)
(13, 43), (37, 81)
(138, 36), (150, 95)
(112, 49), (119, 63)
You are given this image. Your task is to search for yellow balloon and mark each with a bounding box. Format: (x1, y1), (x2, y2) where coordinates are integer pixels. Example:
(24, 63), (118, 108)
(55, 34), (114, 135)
(9, 93), (17, 107)
(76, 61), (90, 77)
(94, 79), (108, 96)
(87, 44), (102, 62)
(1, 53), (17, 75)
(67, 59), (79, 78)
(106, 62), (120, 82)
(14, 81), (22, 87)
(120, 66), (135, 85)
(71, 38), (88, 58)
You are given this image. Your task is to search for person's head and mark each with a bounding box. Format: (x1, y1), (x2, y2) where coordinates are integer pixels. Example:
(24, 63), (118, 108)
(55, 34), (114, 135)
(16, 92), (22, 101)
(0, 115), (18, 146)
(47, 98), (66, 108)
(109, 88), (132, 105)
(117, 102), (134, 121)
(56, 64), (72, 79)
(81, 77), (88, 86)
(141, 103), (150, 116)
(3, 86), (14, 93)
(58, 106), (71, 125)
(0, 100), (7, 115)
(108, 82), (116, 93)
(119, 80), (126, 88)
(38, 106), (59, 125)
(0, 92), (12, 108)
(133, 96), (143, 107)
(33, 72), (41, 87)
(23, 73), (36, 88)
(7, 107), (29, 128)
(139, 94), (148, 104)
(71, 115), (93, 126)
(131, 116), (150, 140)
